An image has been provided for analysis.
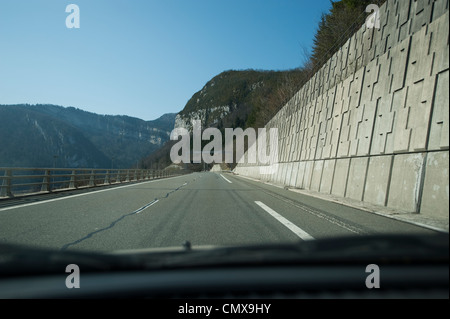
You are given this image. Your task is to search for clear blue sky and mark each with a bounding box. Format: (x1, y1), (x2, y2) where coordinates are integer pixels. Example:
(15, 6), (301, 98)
(0, 0), (332, 121)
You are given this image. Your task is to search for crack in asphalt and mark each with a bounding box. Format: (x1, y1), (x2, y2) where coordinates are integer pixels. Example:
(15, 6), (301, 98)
(60, 181), (191, 251)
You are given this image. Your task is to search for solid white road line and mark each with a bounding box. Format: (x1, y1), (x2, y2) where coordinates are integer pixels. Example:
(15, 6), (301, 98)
(255, 201), (315, 241)
(135, 199), (159, 214)
(0, 175), (187, 212)
(220, 174), (232, 184)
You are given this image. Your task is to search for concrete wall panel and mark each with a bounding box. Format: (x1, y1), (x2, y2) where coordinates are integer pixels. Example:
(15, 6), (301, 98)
(346, 157), (369, 201)
(289, 162), (300, 187)
(320, 159), (336, 194)
(364, 155), (393, 206)
(331, 158), (350, 197)
(303, 161), (314, 190)
(284, 163), (294, 186)
(295, 161), (307, 189)
(420, 151), (449, 218)
(310, 160), (324, 192)
(388, 153), (425, 212)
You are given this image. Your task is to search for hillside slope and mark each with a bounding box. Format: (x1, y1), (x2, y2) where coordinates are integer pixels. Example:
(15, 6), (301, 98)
(174, 69), (307, 131)
(0, 104), (176, 168)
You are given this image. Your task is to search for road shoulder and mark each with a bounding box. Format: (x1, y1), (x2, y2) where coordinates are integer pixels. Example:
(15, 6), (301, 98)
(229, 172), (449, 233)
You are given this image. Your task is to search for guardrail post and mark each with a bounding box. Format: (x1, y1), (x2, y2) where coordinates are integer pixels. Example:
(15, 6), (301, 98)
(115, 170), (120, 183)
(133, 170), (137, 181)
(69, 170), (76, 189)
(41, 170), (51, 192)
(1, 169), (13, 198)
(125, 170), (130, 182)
(89, 170), (95, 187)
(104, 170), (110, 184)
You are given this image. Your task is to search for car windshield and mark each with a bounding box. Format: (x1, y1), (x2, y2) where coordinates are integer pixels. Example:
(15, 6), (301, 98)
(0, 0), (448, 301)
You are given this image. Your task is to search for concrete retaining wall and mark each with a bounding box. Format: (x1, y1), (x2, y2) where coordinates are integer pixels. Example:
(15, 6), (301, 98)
(234, 0), (449, 219)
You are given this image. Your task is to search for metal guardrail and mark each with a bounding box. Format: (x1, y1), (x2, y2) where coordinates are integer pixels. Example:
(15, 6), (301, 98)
(0, 167), (179, 198)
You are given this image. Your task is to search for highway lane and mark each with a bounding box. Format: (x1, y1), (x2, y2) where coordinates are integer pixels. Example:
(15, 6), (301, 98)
(0, 172), (437, 252)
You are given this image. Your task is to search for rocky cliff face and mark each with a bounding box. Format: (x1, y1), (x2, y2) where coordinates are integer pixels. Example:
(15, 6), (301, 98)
(173, 69), (306, 133)
(174, 105), (231, 131)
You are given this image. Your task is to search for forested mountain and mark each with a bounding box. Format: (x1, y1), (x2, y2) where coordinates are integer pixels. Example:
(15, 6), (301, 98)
(0, 104), (176, 169)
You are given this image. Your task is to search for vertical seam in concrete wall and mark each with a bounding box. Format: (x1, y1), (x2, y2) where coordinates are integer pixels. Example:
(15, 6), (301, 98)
(298, 161), (305, 189)
(330, 158), (338, 195)
(318, 160), (325, 193)
(429, 37), (435, 76)
(286, 109), (294, 162)
(311, 98), (319, 161)
(368, 97), (380, 155)
(357, 66), (366, 108)
(417, 152), (428, 213)
(394, 0), (400, 32)
(343, 157), (352, 198)
(328, 85), (338, 160)
(425, 72), (440, 151)
(307, 160), (315, 190)
(361, 157), (370, 202)
(298, 94), (305, 162)
(334, 86), (345, 161)
(291, 161), (299, 187)
(314, 121), (323, 160)
(430, 0), (435, 23)
(402, 35), (413, 89)
(384, 154), (395, 207)
(368, 27), (375, 62)
(356, 65), (367, 157)
(388, 51), (394, 93)
(298, 114), (305, 162)
(407, 1), (412, 36)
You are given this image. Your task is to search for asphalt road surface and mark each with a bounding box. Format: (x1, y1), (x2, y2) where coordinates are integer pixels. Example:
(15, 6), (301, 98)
(0, 172), (437, 252)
